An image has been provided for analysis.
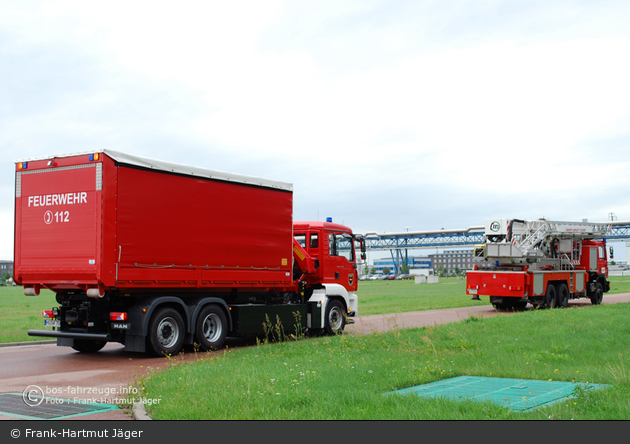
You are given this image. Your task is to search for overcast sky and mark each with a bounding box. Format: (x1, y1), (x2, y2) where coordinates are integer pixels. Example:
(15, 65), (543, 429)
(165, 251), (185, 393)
(2, 1), (630, 261)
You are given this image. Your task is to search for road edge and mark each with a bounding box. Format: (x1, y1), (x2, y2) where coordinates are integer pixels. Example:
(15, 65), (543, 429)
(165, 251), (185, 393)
(133, 402), (152, 420)
(0, 340), (56, 348)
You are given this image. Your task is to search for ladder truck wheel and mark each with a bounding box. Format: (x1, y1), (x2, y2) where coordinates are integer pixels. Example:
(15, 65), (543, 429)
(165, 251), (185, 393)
(490, 297), (506, 311)
(512, 300), (528, 310)
(324, 299), (346, 335)
(71, 339), (107, 353)
(543, 284), (557, 309)
(531, 297), (544, 309)
(556, 283), (569, 308)
(590, 282), (604, 305)
(147, 307), (185, 357)
(195, 305), (228, 351)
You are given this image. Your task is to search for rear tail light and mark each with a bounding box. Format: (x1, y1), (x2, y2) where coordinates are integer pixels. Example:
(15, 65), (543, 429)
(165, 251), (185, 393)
(42, 310), (56, 318)
(110, 312), (128, 321)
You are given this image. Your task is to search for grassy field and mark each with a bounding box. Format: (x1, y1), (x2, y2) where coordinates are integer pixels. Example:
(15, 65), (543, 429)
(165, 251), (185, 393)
(0, 286), (57, 343)
(3, 278), (630, 419)
(356, 277), (482, 316)
(356, 275), (630, 316)
(137, 301), (630, 420)
(2, 276), (630, 343)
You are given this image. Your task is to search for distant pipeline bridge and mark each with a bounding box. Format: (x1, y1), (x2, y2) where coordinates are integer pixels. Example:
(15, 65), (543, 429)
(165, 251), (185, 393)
(360, 221), (630, 251)
(354, 221), (630, 274)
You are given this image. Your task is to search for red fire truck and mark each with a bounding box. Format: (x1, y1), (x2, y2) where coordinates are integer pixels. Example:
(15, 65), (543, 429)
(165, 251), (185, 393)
(466, 218), (611, 310)
(15, 150), (364, 355)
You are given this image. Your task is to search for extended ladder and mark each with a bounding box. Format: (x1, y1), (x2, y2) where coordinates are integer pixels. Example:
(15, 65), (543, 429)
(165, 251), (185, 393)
(513, 220), (610, 255)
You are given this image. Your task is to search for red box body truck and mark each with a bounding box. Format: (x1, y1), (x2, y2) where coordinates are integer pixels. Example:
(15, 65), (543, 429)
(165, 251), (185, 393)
(15, 151), (364, 355)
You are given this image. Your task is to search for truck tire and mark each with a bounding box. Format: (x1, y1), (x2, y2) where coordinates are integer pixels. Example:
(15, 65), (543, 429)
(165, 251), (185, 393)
(512, 300), (528, 310)
(71, 339), (106, 353)
(324, 299), (345, 335)
(543, 284), (557, 309)
(503, 298), (527, 311)
(590, 282), (604, 305)
(195, 305), (228, 351)
(491, 297), (506, 311)
(147, 307), (185, 356)
(556, 283), (569, 308)
(492, 302), (506, 311)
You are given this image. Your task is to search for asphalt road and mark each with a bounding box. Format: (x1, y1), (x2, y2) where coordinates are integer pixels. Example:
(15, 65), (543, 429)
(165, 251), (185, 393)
(2, 293), (629, 421)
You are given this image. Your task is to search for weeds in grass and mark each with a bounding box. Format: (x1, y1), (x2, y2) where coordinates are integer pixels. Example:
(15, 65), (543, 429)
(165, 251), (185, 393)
(292, 310), (305, 341)
(258, 311), (307, 346)
(605, 354), (627, 385)
(464, 315), (480, 323)
(261, 314), (285, 344)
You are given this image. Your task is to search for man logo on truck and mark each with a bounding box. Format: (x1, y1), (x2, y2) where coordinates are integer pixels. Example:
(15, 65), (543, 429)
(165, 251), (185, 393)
(490, 221), (501, 232)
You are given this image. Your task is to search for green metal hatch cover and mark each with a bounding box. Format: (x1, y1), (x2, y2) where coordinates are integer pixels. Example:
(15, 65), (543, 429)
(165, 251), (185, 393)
(0, 393), (119, 420)
(388, 375), (610, 411)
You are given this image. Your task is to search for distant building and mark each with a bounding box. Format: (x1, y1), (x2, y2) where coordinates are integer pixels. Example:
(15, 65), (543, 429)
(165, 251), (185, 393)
(372, 256), (432, 275)
(0, 260), (13, 280)
(429, 249), (474, 274)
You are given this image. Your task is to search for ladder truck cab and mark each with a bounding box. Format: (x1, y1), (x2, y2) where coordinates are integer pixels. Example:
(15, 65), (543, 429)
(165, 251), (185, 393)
(466, 218), (611, 310)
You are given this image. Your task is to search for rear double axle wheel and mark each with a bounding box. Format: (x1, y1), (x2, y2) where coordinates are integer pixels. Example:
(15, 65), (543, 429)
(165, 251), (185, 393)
(543, 284), (557, 309)
(147, 307), (185, 357)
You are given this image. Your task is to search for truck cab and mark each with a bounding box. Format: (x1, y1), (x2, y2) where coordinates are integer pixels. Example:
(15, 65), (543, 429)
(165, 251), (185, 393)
(293, 220), (363, 293)
(293, 220), (365, 333)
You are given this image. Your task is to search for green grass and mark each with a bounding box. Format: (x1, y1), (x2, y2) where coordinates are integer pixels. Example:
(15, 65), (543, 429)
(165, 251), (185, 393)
(3, 277), (630, 419)
(357, 277), (480, 316)
(608, 276), (630, 294)
(357, 275), (630, 316)
(137, 302), (630, 420)
(2, 276), (630, 343)
(0, 286), (57, 343)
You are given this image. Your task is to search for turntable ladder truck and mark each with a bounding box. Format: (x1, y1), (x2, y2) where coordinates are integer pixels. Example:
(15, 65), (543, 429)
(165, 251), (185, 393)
(466, 218), (611, 309)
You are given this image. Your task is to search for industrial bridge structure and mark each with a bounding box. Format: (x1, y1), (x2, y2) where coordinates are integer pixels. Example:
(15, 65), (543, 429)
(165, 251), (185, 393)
(362, 221), (630, 251)
(358, 220), (630, 275)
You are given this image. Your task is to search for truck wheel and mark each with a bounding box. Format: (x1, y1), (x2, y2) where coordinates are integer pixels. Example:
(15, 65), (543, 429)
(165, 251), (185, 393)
(556, 283), (569, 308)
(148, 307), (185, 356)
(490, 297), (506, 311)
(324, 300), (346, 335)
(71, 340), (106, 353)
(195, 305), (228, 351)
(590, 282), (604, 305)
(512, 300), (528, 310)
(544, 284), (557, 309)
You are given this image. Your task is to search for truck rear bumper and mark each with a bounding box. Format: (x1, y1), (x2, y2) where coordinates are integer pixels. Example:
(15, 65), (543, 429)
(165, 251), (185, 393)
(28, 330), (111, 341)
